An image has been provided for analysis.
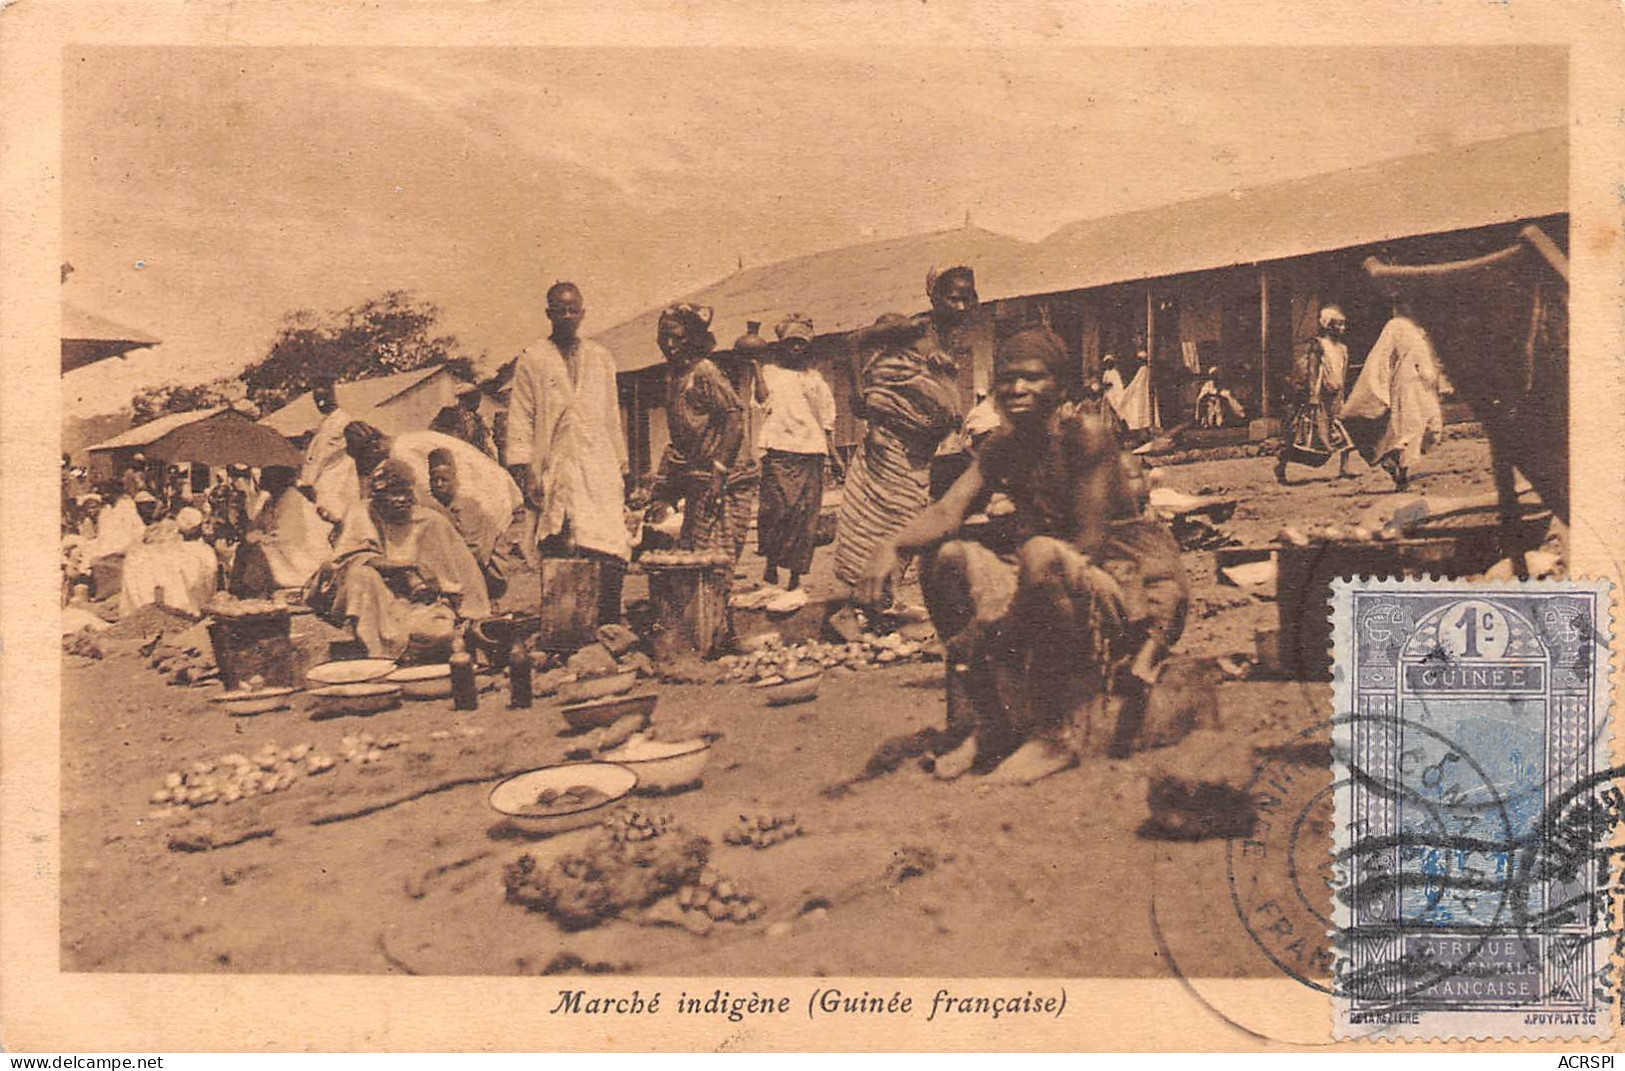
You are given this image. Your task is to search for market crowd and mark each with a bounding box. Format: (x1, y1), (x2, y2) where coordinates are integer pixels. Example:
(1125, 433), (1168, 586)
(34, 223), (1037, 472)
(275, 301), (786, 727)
(63, 264), (1447, 784)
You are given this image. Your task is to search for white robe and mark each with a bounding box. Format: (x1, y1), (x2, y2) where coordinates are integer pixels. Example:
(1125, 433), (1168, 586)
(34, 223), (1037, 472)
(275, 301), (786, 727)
(1114, 366), (1154, 430)
(1343, 315), (1444, 469)
(83, 497), (147, 563)
(299, 406), (358, 521)
(506, 337), (630, 560)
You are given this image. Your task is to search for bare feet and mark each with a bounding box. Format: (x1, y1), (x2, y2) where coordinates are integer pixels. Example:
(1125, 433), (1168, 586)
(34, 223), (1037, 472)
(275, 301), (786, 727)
(982, 737), (1077, 785)
(932, 737), (978, 780)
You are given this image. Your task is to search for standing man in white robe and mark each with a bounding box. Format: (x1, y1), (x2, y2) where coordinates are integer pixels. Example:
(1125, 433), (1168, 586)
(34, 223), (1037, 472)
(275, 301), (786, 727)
(1343, 298), (1444, 492)
(296, 374), (356, 524)
(506, 281), (632, 626)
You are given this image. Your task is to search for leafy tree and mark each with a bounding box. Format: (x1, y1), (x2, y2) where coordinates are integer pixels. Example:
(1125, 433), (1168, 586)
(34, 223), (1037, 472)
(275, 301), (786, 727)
(129, 378), (242, 427)
(240, 290), (472, 413)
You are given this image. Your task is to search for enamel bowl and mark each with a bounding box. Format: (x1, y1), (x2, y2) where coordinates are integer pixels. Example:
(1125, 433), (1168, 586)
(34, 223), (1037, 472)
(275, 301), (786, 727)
(307, 681), (402, 718)
(385, 663), (453, 700)
(488, 762), (638, 835)
(306, 658), (398, 687)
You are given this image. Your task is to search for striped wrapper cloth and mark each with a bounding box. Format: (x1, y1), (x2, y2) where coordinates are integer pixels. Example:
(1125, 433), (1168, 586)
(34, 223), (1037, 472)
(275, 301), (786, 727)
(832, 424), (933, 591)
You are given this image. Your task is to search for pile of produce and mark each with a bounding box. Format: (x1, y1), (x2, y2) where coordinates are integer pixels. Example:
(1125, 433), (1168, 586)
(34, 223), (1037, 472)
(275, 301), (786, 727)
(148, 740), (338, 813)
(337, 730), (410, 766)
(1275, 523), (1392, 546)
(146, 730), (413, 815)
(638, 550), (733, 570)
(722, 813), (804, 849)
(672, 866), (764, 925)
(502, 809), (709, 930)
(717, 631), (933, 684)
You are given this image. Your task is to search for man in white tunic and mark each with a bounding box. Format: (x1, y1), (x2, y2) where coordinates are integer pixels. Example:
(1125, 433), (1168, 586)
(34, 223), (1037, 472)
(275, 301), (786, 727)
(506, 282), (631, 625)
(297, 374), (357, 524)
(1343, 298), (1444, 492)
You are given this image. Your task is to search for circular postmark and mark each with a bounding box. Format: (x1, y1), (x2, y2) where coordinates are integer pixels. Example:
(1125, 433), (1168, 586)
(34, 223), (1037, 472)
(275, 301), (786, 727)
(1226, 713), (1526, 1016)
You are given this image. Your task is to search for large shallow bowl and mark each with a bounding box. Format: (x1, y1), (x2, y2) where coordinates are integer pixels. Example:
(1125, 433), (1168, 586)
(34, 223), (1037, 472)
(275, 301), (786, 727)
(306, 658), (398, 687)
(599, 736), (712, 793)
(488, 762), (638, 835)
(560, 691), (658, 732)
(207, 686), (298, 716)
(385, 663), (452, 700)
(757, 672), (823, 706)
(307, 681), (402, 717)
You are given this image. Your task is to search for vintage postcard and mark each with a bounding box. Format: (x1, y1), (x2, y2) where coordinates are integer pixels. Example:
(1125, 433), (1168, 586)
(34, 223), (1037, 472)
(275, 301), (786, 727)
(3, 0), (1624, 1054)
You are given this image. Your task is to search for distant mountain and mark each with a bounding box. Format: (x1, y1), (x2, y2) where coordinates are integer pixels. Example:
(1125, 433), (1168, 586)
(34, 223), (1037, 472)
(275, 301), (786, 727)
(63, 408), (133, 459)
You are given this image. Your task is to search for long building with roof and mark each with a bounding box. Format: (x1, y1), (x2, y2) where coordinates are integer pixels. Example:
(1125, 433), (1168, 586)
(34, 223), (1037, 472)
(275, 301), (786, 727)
(597, 126), (1565, 474)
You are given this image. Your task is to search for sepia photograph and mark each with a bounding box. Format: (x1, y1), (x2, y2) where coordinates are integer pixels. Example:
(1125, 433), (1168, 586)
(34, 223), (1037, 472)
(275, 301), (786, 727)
(6, 2), (1624, 1052)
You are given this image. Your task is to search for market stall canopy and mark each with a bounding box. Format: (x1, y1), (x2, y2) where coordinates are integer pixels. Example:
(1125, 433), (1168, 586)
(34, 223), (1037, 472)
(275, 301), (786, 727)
(62, 303), (161, 374)
(146, 408), (302, 469)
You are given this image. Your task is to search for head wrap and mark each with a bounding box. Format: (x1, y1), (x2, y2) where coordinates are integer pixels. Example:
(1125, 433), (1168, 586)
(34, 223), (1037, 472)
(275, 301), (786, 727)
(175, 506), (204, 533)
(370, 458), (416, 499)
(455, 379), (482, 398)
(1319, 305), (1347, 329)
(926, 265), (976, 300)
(995, 326), (1068, 377)
(657, 303), (716, 356)
(427, 447), (457, 471)
(775, 313), (815, 343)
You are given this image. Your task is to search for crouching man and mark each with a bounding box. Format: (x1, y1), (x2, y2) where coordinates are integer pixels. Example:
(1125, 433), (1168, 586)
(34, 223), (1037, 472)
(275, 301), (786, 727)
(306, 459), (491, 661)
(859, 326), (1189, 784)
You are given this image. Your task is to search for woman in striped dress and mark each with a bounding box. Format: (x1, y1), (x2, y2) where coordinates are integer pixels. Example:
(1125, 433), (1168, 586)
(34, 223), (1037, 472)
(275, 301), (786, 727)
(833, 309), (965, 605)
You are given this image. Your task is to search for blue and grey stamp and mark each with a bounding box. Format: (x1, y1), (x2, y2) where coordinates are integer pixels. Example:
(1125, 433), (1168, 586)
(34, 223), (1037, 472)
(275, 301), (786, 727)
(1330, 578), (1616, 1038)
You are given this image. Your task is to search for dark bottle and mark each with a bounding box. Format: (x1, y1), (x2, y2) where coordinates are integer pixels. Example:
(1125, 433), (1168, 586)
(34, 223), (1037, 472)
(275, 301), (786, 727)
(508, 640), (533, 709)
(450, 634), (478, 711)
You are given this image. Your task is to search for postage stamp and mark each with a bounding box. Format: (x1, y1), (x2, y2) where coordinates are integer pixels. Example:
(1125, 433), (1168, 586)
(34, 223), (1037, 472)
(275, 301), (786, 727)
(1331, 577), (1617, 1039)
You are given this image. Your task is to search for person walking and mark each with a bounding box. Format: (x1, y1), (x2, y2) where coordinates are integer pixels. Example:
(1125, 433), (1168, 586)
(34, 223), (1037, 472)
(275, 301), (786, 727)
(1275, 306), (1355, 483)
(1342, 297), (1444, 492)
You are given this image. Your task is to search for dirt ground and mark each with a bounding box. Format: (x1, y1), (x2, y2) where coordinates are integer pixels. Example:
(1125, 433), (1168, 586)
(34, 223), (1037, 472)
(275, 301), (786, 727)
(61, 433), (1514, 977)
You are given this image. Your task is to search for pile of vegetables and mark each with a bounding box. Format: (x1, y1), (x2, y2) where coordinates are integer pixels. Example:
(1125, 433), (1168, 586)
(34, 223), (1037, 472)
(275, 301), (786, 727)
(722, 813), (804, 850)
(502, 809), (709, 930)
(673, 866), (764, 925)
(718, 632), (931, 684)
(148, 740), (337, 812)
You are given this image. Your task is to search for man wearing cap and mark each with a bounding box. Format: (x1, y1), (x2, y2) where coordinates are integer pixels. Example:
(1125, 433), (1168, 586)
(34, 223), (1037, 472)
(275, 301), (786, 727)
(860, 326), (1188, 784)
(309, 458), (491, 659)
(430, 381), (496, 459)
(298, 373), (357, 524)
(506, 281), (631, 625)
(428, 447), (510, 603)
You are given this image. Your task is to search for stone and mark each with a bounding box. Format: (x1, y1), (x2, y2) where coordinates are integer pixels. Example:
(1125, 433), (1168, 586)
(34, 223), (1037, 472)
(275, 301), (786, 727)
(595, 623), (640, 658)
(567, 643), (620, 679)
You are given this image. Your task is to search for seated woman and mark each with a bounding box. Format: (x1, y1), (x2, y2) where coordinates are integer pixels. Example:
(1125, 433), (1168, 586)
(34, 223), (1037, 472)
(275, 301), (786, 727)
(860, 327), (1189, 785)
(305, 459), (491, 661)
(228, 466), (333, 598)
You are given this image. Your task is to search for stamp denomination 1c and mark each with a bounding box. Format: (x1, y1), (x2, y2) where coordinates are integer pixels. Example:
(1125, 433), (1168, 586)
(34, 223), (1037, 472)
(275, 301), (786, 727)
(1331, 577), (1616, 1040)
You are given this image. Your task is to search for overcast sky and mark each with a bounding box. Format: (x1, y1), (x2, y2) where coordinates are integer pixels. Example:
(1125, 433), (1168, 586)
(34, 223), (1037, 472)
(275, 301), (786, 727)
(62, 45), (1564, 417)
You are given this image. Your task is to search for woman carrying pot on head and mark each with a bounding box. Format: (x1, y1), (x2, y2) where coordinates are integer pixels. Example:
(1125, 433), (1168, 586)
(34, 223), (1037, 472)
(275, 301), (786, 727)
(643, 303), (753, 561)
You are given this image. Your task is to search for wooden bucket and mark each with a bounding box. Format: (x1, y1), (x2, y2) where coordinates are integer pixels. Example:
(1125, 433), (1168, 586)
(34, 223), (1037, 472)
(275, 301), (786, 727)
(206, 608), (297, 690)
(644, 560), (731, 663)
(536, 559), (602, 652)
